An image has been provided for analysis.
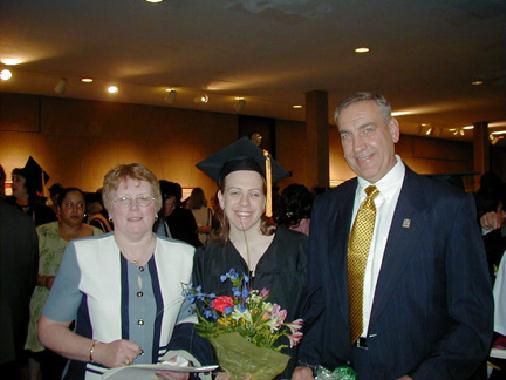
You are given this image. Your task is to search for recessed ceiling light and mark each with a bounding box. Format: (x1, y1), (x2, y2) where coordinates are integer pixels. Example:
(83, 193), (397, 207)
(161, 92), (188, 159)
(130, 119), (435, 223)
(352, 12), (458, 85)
(1, 58), (22, 66)
(107, 85), (118, 94)
(292, 105), (303, 109)
(471, 80), (483, 86)
(234, 96), (245, 101)
(194, 93), (208, 103)
(354, 47), (370, 54)
(0, 69), (13, 81)
(81, 78), (93, 83)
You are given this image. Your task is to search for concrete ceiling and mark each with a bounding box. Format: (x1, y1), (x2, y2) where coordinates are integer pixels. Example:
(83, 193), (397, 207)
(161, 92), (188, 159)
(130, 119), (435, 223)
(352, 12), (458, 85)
(1, 0), (505, 142)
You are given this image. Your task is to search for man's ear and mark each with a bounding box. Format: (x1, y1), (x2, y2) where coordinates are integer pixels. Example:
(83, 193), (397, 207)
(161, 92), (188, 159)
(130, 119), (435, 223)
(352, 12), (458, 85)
(217, 191), (225, 210)
(389, 117), (400, 143)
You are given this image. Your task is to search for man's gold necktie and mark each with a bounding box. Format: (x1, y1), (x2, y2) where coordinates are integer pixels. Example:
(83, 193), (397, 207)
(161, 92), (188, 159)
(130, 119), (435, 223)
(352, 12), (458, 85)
(348, 185), (379, 343)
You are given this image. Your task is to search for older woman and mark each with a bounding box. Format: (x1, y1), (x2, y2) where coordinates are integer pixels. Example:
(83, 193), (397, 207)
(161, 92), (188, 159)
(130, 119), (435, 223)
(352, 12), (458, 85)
(38, 164), (212, 380)
(25, 188), (102, 380)
(194, 137), (309, 379)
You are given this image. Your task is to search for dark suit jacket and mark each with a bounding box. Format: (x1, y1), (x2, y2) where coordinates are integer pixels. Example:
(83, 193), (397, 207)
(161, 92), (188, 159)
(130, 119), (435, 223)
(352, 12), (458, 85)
(298, 167), (493, 380)
(0, 200), (38, 364)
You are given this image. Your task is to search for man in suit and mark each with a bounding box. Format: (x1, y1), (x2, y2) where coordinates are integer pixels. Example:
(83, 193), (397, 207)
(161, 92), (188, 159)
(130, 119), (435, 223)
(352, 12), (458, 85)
(293, 93), (493, 379)
(0, 199), (38, 379)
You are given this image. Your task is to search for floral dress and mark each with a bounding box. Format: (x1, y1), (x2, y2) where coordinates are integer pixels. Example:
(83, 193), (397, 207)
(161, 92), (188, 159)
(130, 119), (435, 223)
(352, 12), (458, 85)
(25, 222), (102, 352)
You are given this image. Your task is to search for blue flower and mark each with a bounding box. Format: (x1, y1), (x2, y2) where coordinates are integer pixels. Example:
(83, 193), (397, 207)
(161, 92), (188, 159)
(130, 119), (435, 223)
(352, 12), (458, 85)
(241, 288), (249, 298)
(227, 268), (239, 280)
(220, 274), (227, 283)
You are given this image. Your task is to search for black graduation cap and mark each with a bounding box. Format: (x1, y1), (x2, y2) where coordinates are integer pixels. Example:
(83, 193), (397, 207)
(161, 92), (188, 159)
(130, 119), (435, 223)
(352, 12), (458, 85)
(24, 156), (50, 196)
(196, 136), (289, 184)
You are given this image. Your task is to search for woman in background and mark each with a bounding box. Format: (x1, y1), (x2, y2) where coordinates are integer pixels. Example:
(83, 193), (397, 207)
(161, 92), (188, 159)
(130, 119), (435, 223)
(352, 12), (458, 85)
(276, 183), (313, 236)
(25, 187), (102, 380)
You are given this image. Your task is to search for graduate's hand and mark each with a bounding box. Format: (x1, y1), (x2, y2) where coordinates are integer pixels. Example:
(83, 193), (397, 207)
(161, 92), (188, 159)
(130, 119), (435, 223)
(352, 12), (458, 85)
(292, 366), (314, 380)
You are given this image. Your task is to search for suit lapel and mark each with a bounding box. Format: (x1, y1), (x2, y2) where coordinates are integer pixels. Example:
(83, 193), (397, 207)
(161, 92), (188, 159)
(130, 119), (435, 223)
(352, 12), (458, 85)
(328, 179), (356, 321)
(369, 168), (428, 323)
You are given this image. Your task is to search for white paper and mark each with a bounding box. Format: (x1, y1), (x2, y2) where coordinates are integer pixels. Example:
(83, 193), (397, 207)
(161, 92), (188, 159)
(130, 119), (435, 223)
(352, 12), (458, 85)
(102, 364), (218, 380)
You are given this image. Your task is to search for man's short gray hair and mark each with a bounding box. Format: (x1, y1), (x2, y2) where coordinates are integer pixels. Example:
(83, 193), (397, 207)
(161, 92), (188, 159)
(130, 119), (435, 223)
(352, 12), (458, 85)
(334, 92), (392, 124)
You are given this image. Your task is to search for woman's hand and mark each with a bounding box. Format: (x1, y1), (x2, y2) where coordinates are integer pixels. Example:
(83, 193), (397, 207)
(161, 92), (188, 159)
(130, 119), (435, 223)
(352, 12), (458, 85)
(94, 339), (141, 368)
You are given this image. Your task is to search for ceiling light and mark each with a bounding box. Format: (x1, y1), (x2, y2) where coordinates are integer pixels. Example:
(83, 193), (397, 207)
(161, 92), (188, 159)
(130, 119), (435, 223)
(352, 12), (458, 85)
(471, 80), (483, 86)
(391, 111), (413, 116)
(164, 89), (177, 104)
(194, 93), (208, 103)
(81, 78), (93, 83)
(0, 69), (12, 81)
(107, 85), (118, 94)
(491, 130), (506, 136)
(1, 58), (22, 66)
(292, 105), (303, 109)
(54, 78), (68, 95)
(463, 126), (474, 130)
(354, 47), (370, 53)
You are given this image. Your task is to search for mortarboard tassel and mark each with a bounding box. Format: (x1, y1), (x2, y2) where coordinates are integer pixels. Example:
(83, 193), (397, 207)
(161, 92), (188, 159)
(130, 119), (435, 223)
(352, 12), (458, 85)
(262, 149), (273, 218)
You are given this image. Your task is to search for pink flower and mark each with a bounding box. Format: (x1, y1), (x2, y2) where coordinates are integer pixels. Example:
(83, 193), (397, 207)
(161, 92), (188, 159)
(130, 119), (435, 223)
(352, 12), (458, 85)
(288, 331), (303, 348)
(211, 296), (234, 313)
(260, 288), (270, 298)
(271, 304), (287, 322)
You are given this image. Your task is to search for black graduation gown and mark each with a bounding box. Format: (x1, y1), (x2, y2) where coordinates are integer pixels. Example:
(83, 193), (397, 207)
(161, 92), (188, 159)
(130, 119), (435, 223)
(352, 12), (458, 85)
(193, 227), (308, 378)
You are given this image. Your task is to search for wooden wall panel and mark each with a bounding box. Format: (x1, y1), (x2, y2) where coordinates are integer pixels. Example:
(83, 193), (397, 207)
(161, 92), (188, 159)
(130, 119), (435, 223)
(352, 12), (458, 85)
(0, 93), (478, 200)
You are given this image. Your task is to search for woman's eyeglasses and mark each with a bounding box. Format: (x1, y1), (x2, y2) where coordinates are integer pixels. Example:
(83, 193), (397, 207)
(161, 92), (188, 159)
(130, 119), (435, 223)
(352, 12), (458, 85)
(113, 195), (156, 209)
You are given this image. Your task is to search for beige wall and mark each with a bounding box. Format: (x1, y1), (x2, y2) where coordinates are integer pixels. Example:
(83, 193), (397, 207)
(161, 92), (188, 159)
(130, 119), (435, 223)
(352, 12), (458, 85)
(1, 93), (474, 200)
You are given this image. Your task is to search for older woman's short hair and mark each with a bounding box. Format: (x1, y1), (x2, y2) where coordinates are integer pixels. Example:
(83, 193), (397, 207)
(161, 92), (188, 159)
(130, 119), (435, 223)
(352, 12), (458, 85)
(102, 163), (162, 211)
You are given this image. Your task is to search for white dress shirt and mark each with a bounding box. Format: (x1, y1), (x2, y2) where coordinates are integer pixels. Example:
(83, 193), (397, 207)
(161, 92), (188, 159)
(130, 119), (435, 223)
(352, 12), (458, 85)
(351, 155), (405, 337)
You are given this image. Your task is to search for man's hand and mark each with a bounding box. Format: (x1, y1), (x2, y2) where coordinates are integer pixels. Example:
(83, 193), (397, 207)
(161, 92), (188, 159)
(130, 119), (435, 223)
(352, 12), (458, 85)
(292, 366), (314, 380)
(480, 210), (506, 232)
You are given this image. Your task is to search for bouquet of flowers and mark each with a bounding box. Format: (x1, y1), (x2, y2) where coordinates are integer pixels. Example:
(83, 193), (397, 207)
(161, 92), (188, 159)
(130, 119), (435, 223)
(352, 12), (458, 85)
(186, 269), (303, 380)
